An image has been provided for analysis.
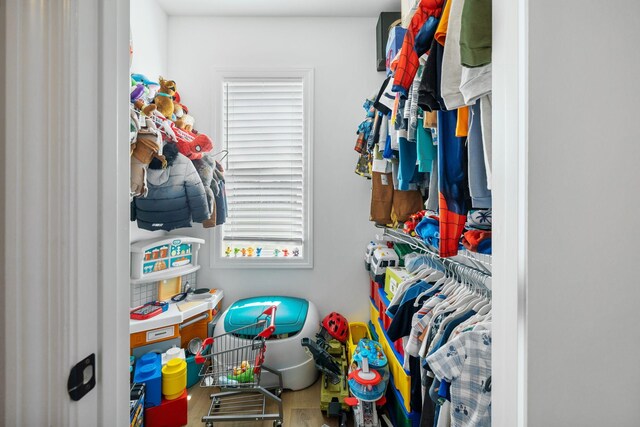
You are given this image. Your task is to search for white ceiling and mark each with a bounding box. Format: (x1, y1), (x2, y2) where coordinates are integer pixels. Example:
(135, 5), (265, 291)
(155, 0), (400, 17)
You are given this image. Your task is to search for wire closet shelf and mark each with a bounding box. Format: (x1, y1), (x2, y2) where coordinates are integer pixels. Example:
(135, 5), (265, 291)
(376, 225), (492, 293)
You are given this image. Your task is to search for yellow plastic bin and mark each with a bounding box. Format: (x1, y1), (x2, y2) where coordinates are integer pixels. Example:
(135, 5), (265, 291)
(161, 358), (187, 400)
(347, 322), (371, 362)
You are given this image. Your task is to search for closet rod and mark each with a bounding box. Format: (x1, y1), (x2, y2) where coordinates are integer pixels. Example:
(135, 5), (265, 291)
(375, 225), (492, 288)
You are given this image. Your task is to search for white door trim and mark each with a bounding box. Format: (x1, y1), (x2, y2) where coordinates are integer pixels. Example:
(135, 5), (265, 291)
(492, 0), (528, 426)
(2, 0), (130, 425)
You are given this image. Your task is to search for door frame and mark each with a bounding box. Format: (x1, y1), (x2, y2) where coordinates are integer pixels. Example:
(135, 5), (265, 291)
(2, 0), (130, 425)
(492, 0), (529, 426)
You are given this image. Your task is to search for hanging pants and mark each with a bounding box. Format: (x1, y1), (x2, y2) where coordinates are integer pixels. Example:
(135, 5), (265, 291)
(437, 109), (468, 257)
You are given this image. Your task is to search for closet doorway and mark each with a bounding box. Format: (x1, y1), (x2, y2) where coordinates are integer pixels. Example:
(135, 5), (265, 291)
(1, 0), (527, 425)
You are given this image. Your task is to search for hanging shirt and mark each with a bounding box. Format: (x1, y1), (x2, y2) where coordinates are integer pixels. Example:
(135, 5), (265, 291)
(437, 109), (469, 257)
(460, 0), (492, 68)
(427, 329), (492, 427)
(440, 0), (468, 110)
(417, 118), (437, 173)
(392, 0), (444, 96)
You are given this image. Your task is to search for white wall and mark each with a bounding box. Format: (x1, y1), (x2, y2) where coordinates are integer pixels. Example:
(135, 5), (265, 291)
(130, 0), (168, 243)
(526, 1), (640, 426)
(166, 17), (382, 320)
(130, 0), (168, 80)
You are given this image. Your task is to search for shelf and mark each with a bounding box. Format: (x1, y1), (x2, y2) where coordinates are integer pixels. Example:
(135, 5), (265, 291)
(130, 289), (224, 334)
(130, 264), (201, 285)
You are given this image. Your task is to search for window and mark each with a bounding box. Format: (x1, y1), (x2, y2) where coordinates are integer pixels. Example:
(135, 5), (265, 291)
(212, 70), (313, 268)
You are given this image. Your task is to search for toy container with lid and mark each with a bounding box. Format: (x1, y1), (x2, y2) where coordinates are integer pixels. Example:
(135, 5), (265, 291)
(348, 339), (389, 402)
(133, 352), (162, 407)
(161, 358), (187, 400)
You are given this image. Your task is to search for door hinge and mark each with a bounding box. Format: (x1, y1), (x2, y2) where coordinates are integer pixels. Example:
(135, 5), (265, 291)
(67, 353), (96, 401)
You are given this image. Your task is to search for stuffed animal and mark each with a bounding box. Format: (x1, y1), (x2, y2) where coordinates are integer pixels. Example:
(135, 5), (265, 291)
(175, 114), (194, 132)
(154, 76), (176, 118)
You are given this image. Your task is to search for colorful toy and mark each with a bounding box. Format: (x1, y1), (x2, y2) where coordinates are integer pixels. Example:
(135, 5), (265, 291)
(247, 247), (254, 257)
(369, 248), (399, 285)
(403, 210), (427, 236)
(293, 248), (300, 257)
(345, 339), (389, 427)
(274, 249), (280, 257)
(282, 249), (289, 257)
(256, 248), (262, 257)
(228, 361), (254, 383)
(154, 76), (176, 118)
(234, 248), (240, 257)
(241, 248), (247, 257)
(364, 241), (387, 271)
(225, 247), (232, 257)
(301, 311), (352, 426)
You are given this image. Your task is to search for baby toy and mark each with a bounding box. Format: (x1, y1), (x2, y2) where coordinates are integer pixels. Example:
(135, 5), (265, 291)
(241, 248), (247, 257)
(225, 247), (232, 257)
(130, 118), (165, 197)
(293, 248), (300, 257)
(247, 247), (255, 257)
(256, 248), (262, 257)
(274, 249), (280, 257)
(282, 249), (289, 257)
(154, 76), (177, 118)
(234, 248), (240, 257)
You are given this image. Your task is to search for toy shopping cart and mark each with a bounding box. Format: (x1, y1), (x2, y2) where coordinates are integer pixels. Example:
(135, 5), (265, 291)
(195, 305), (284, 427)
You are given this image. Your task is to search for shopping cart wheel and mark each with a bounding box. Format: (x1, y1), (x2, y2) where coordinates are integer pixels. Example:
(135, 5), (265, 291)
(273, 420), (282, 427)
(205, 423), (213, 427)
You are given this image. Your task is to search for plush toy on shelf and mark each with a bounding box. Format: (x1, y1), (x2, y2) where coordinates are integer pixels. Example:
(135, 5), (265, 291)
(154, 76), (177, 118)
(130, 118), (165, 197)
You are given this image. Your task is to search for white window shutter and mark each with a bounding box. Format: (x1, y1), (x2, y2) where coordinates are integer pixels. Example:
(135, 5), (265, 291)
(222, 79), (306, 257)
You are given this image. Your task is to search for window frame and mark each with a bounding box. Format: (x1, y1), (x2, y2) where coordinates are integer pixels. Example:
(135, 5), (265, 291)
(210, 69), (314, 269)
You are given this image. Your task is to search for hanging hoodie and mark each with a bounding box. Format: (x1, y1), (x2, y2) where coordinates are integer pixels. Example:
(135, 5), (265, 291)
(132, 144), (209, 231)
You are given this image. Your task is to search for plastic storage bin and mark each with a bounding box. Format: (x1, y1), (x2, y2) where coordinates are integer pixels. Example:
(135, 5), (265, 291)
(347, 322), (371, 362)
(369, 299), (412, 413)
(161, 358), (187, 400)
(134, 353), (162, 407)
(144, 389), (188, 427)
(214, 296), (319, 390)
(185, 355), (200, 388)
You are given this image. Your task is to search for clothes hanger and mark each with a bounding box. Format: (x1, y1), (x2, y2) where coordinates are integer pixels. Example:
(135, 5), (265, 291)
(211, 149), (229, 161)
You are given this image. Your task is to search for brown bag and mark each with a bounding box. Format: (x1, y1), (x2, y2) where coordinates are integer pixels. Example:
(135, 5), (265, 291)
(391, 189), (423, 223)
(370, 172), (394, 225)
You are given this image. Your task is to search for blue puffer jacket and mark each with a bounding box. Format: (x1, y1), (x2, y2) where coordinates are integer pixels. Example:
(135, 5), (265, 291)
(133, 152), (210, 231)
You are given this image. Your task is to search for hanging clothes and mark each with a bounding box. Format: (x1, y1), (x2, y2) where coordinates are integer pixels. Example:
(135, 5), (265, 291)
(392, 0), (445, 96)
(467, 101), (491, 208)
(437, 109), (469, 257)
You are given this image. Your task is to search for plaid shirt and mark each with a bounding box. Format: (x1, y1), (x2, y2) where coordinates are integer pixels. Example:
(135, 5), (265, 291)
(427, 329), (492, 427)
(392, 0), (444, 96)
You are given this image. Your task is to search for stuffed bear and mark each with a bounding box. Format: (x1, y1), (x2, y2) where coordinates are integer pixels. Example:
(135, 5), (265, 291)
(154, 76), (176, 118)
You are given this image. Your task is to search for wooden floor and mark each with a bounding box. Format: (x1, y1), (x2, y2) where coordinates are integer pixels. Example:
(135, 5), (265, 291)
(186, 379), (350, 427)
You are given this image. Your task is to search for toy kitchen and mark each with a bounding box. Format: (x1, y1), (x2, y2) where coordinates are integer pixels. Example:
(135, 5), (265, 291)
(129, 235), (223, 380)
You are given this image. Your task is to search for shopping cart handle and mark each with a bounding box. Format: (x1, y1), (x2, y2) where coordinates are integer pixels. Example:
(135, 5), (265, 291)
(195, 337), (213, 364)
(258, 305), (277, 338)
